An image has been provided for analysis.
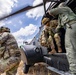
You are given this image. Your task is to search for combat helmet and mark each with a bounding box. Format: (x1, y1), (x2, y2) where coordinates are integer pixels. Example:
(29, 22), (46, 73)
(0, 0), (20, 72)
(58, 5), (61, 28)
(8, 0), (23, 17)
(0, 26), (10, 32)
(41, 17), (50, 26)
(41, 12), (55, 26)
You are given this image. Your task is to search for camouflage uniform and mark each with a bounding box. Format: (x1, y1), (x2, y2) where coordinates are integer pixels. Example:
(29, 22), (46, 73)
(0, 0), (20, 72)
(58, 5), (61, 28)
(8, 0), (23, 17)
(46, 20), (62, 53)
(48, 2), (76, 74)
(39, 30), (48, 47)
(39, 18), (50, 47)
(0, 27), (21, 75)
(40, 18), (62, 53)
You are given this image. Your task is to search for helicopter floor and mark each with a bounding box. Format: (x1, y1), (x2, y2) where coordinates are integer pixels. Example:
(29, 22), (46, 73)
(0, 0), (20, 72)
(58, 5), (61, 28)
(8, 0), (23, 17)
(44, 53), (70, 75)
(46, 66), (71, 75)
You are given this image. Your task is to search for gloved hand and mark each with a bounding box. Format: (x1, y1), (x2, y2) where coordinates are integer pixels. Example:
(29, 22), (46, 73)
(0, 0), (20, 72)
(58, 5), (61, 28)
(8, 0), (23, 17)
(55, 27), (60, 33)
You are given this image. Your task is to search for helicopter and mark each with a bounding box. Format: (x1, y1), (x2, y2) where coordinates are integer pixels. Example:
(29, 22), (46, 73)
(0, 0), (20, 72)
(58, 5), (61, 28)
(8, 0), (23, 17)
(0, 0), (76, 75)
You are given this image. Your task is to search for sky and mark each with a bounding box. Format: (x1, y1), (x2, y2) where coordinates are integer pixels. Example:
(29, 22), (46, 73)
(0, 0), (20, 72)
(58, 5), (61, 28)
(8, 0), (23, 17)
(0, 0), (50, 46)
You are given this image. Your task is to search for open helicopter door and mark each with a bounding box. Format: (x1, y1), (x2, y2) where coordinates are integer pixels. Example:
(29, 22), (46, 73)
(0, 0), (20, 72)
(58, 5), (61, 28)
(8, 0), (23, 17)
(19, 44), (70, 74)
(19, 0), (70, 74)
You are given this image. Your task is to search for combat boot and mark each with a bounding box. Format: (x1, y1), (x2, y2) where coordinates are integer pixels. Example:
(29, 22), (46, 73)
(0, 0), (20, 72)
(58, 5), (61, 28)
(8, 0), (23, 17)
(49, 49), (56, 54)
(58, 47), (62, 53)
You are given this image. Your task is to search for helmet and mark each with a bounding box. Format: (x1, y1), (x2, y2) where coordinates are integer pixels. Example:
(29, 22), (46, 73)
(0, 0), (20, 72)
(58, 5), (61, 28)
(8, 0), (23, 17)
(0, 26), (10, 32)
(41, 17), (50, 25)
(58, 2), (66, 7)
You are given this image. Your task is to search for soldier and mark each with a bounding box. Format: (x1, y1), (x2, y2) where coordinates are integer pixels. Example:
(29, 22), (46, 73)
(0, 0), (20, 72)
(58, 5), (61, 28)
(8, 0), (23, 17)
(0, 26), (21, 75)
(48, 2), (76, 75)
(41, 17), (62, 54)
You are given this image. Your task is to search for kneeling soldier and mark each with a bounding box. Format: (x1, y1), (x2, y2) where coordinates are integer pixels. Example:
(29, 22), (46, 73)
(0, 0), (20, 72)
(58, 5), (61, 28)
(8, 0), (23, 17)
(41, 17), (62, 54)
(0, 26), (21, 75)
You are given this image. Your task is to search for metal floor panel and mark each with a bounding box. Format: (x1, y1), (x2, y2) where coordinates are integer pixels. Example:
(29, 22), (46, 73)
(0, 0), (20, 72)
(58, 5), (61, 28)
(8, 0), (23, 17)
(44, 53), (69, 72)
(46, 66), (71, 75)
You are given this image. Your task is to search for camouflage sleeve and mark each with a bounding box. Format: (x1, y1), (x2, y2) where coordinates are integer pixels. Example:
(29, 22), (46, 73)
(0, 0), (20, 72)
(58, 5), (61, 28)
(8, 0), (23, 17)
(0, 32), (9, 44)
(49, 7), (70, 16)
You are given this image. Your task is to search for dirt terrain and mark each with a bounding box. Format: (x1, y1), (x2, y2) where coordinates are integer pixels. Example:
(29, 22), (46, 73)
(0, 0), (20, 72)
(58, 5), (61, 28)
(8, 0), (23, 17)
(1, 61), (60, 75)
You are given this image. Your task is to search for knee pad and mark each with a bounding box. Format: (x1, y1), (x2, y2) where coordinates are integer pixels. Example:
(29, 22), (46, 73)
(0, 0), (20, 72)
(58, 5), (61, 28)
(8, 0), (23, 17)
(48, 36), (53, 42)
(54, 33), (61, 47)
(54, 33), (59, 39)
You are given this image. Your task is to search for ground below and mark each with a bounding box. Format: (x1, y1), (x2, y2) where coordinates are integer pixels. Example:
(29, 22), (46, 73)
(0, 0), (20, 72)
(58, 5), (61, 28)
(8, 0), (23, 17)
(1, 61), (60, 75)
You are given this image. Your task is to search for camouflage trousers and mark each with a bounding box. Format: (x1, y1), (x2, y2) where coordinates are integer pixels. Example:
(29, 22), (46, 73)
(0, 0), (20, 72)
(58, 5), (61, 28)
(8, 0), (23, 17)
(0, 49), (21, 75)
(0, 56), (20, 75)
(6, 62), (19, 75)
(48, 33), (61, 49)
(65, 23), (76, 74)
(54, 33), (61, 47)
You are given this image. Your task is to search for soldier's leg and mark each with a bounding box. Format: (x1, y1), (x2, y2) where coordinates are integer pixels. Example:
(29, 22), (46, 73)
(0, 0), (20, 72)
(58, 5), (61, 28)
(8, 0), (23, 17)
(6, 52), (21, 75)
(48, 35), (56, 54)
(54, 33), (62, 53)
(40, 35), (48, 47)
(65, 23), (76, 74)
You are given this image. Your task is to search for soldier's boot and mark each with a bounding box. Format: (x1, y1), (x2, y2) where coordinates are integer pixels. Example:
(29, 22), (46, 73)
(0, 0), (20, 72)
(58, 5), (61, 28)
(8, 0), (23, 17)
(49, 49), (56, 54)
(58, 47), (62, 53)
